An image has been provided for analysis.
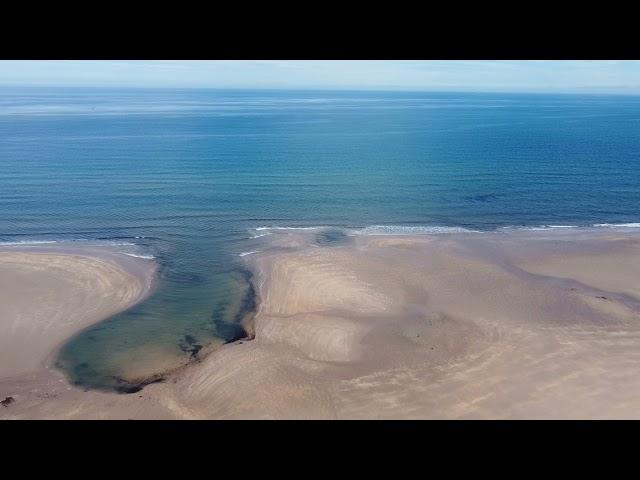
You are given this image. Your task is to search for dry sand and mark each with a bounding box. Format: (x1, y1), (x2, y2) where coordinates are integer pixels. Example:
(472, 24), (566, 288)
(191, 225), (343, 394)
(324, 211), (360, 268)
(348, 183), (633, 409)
(3, 229), (640, 419)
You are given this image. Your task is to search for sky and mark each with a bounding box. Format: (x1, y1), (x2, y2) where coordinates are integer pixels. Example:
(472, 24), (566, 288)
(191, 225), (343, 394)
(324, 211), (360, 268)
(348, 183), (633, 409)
(0, 60), (639, 94)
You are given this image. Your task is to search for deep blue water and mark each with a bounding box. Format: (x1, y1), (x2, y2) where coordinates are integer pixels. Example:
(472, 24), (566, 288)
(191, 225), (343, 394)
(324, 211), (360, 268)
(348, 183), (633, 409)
(1, 87), (639, 391)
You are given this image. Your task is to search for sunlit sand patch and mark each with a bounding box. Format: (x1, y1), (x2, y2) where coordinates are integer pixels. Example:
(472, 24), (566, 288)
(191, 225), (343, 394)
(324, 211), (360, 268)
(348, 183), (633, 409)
(257, 250), (393, 316)
(256, 314), (367, 363)
(516, 250), (640, 300)
(365, 237), (427, 248)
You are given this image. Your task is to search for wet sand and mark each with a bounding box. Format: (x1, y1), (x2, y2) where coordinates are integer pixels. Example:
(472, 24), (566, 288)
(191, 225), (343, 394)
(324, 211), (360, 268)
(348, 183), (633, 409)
(3, 229), (640, 419)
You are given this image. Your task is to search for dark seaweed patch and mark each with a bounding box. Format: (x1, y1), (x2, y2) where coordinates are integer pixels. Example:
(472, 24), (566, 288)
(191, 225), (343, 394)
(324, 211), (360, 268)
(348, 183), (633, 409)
(226, 269), (256, 342)
(464, 193), (501, 203)
(179, 334), (203, 359)
(165, 270), (205, 285)
(213, 268), (256, 344)
(112, 376), (165, 395)
(1, 396), (14, 407)
(315, 229), (349, 246)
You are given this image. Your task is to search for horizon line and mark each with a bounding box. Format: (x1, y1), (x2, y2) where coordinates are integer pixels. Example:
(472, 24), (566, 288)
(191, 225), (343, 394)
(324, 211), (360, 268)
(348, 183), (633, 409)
(1, 84), (640, 96)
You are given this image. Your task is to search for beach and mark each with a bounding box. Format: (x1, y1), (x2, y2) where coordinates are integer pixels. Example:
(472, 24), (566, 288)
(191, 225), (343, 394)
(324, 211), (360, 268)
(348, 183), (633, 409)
(3, 88), (640, 413)
(3, 228), (640, 419)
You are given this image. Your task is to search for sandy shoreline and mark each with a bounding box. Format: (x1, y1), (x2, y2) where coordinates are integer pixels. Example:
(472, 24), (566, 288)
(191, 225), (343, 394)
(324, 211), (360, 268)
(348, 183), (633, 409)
(0, 251), (154, 377)
(3, 229), (640, 419)
(167, 228), (640, 419)
(0, 247), (161, 419)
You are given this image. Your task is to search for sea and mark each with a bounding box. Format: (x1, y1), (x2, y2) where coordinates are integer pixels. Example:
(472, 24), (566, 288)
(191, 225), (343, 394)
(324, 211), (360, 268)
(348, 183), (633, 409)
(1, 87), (639, 391)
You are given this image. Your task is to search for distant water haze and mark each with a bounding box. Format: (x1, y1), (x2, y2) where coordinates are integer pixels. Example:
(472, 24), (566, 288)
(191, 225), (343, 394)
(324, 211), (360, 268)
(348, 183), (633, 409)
(1, 88), (639, 390)
(1, 60), (640, 94)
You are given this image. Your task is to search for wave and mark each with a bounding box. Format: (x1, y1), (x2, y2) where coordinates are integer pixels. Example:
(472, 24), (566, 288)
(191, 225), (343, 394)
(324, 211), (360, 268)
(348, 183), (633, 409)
(21, 239), (137, 246)
(0, 240), (58, 245)
(239, 251), (260, 257)
(254, 226), (329, 231)
(253, 225), (482, 236)
(592, 223), (640, 228)
(122, 253), (155, 260)
(0, 238), (138, 246)
(539, 225), (578, 228)
(354, 225), (481, 235)
(500, 225), (580, 231)
(97, 235), (154, 240)
(502, 223), (640, 231)
(0, 238), (155, 262)
(251, 222), (640, 238)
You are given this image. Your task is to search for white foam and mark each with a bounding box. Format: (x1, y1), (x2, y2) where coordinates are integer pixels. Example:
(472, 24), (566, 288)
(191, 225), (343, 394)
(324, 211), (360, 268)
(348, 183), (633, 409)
(503, 223), (640, 231)
(91, 241), (137, 246)
(122, 253), (155, 260)
(0, 240), (58, 245)
(593, 223), (640, 228)
(0, 239), (154, 262)
(0, 239), (137, 247)
(354, 225), (481, 235)
(255, 226), (328, 231)
(500, 225), (579, 231)
(239, 250), (259, 257)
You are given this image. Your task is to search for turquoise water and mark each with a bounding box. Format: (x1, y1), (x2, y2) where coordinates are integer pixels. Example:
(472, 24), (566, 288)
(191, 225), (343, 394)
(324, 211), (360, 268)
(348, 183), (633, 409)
(1, 87), (640, 391)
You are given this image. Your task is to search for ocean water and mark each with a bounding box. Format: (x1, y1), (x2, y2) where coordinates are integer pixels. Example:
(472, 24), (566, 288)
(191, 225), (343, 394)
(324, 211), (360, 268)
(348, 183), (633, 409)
(1, 87), (640, 391)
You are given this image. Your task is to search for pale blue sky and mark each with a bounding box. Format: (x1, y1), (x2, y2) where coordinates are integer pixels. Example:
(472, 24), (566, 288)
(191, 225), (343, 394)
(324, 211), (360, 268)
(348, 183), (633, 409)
(1, 60), (639, 93)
